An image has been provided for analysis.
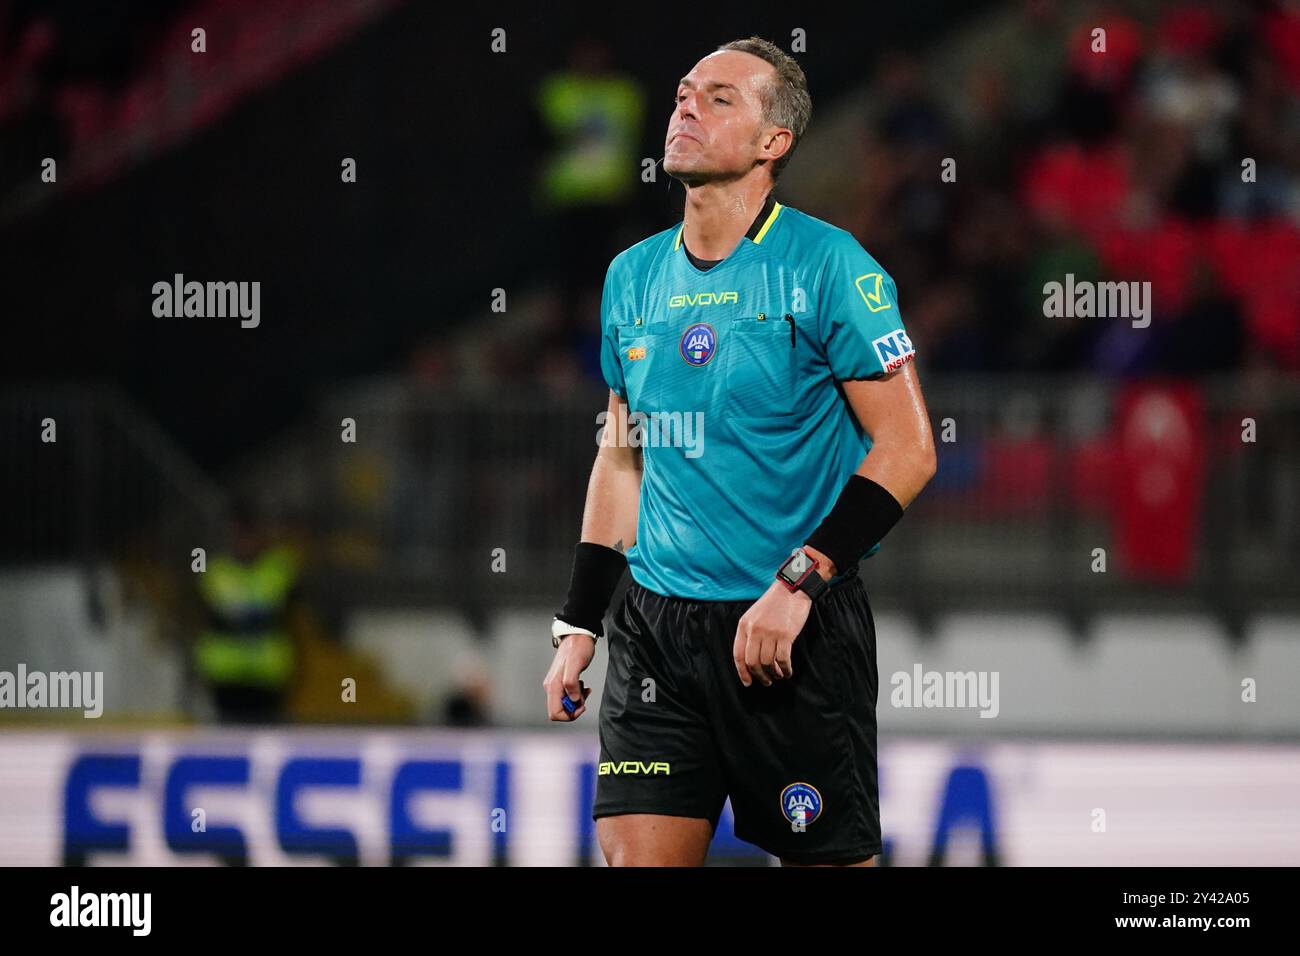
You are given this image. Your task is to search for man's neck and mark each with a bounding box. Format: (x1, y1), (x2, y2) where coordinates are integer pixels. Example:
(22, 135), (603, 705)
(681, 177), (773, 261)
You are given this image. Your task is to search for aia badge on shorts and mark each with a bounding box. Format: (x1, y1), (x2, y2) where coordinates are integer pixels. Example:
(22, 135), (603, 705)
(780, 782), (823, 827)
(679, 322), (717, 366)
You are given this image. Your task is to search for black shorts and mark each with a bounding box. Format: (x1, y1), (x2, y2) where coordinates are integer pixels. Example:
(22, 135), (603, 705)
(592, 567), (881, 864)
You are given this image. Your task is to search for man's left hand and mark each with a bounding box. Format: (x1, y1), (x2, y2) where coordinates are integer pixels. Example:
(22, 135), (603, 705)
(733, 580), (812, 687)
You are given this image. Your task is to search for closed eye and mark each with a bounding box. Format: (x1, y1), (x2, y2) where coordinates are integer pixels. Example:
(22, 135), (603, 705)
(675, 94), (731, 105)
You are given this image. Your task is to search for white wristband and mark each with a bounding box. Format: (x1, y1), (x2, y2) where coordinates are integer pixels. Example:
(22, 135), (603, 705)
(552, 617), (598, 647)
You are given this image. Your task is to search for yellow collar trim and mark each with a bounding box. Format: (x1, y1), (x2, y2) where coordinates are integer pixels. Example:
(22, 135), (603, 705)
(672, 200), (784, 252)
(753, 200), (783, 244)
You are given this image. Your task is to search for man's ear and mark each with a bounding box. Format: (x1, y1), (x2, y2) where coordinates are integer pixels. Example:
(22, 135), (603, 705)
(762, 127), (792, 164)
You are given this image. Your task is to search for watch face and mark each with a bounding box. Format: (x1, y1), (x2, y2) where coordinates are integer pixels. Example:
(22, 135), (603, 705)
(780, 549), (813, 585)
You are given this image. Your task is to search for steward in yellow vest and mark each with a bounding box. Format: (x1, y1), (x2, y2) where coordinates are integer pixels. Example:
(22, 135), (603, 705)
(195, 505), (301, 723)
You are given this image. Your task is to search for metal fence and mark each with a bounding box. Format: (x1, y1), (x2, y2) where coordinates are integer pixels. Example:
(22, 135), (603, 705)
(226, 375), (1300, 631)
(0, 385), (227, 640)
(4, 378), (1297, 632)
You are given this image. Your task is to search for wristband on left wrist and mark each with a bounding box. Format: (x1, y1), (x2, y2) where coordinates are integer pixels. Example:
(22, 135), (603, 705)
(804, 475), (905, 576)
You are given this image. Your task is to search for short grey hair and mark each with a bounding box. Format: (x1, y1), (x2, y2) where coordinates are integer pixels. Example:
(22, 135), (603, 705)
(714, 36), (811, 181)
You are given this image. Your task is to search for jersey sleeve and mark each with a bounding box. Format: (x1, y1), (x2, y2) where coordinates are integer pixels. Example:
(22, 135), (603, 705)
(598, 259), (628, 400)
(815, 234), (916, 380)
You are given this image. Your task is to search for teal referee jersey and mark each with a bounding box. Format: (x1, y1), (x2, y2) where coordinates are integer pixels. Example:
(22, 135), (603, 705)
(599, 195), (916, 601)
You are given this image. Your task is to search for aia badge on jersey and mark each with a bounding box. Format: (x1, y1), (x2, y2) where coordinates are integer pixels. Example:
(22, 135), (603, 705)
(679, 322), (717, 366)
(872, 328), (915, 373)
(780, 781), (823, 827)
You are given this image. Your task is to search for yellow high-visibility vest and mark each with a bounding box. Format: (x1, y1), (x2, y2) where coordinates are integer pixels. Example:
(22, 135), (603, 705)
(195, 545), (298, 688)
(536, 72), (644, 208)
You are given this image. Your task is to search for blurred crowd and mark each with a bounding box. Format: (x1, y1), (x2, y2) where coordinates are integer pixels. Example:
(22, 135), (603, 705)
(859, 0), (1300, 377)
(408, 1), (1300, 393)
(9, 2), (1295, 391)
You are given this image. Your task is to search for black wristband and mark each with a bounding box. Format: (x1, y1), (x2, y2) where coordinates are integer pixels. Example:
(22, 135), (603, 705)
(804, 475), (905, 576)
(556, 541), (628, 637)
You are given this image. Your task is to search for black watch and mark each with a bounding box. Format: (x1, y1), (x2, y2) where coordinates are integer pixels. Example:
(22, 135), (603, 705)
(776, 547), (829, 601)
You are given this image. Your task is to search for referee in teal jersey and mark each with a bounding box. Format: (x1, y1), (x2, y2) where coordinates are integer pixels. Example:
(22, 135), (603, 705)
(543, 37), (936, 867)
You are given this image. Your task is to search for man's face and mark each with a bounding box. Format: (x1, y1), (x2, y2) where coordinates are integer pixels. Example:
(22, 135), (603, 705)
(664, 50), (780, 185)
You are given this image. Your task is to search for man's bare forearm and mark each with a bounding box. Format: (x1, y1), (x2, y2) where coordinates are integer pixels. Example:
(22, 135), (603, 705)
(802, 369), (937, 579)
(854, 439), (935, 510)
(802, 443), (933, 581)
(579, 394), (643, 552)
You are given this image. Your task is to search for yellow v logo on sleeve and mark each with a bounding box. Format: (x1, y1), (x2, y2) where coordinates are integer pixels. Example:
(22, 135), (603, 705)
(854, 273), (892, 312)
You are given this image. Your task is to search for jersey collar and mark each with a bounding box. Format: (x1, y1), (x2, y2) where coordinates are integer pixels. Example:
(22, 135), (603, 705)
(673, 192), (783, 255)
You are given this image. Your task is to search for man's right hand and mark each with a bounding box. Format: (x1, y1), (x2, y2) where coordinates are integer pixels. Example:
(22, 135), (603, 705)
(543, 632), (596, 721)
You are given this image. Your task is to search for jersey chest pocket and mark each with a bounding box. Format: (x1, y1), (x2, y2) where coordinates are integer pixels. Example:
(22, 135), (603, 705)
(616, 320), (668, 413)
(725, 314), (796, 420)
